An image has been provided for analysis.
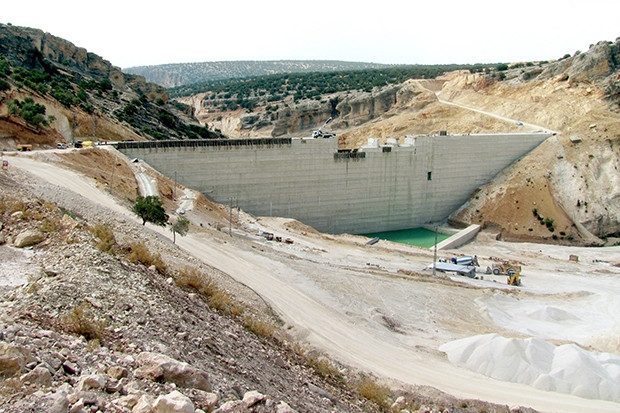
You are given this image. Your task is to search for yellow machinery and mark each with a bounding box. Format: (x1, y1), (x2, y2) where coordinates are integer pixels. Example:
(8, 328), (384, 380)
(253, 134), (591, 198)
(485, 260), (522, 286)
(506, 268), (521, 286)
(491, 261), (521, 275)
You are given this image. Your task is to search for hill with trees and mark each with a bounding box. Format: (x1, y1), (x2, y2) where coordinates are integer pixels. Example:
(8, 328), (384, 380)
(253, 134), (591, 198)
(123, 60), (397, 88)
(168, 64), (494, 105)
(0, 23), (222, 144)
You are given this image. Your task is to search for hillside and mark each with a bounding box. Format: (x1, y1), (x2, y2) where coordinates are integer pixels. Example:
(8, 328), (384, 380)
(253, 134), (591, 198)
(0, 23), (222, 146)
(123, 60), (396, 88)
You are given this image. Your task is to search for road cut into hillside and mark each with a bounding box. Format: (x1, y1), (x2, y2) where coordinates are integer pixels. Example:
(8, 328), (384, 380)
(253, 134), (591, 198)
(7, 152), (620, 413)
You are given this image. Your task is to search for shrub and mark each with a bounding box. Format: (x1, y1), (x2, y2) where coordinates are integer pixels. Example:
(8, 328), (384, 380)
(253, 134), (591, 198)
(89, 223), (117, 254)
(243, 315), (275, 338)
(356, 375), (392, 409)
(176, 266), (242, 316)
(544, 217), (554, 231)
(127, 241), (167, 273)
(39, 218), (59, 233)
(308, 355), (343, 383)
(60, 302), (108, 342)
(0, 196), (26, 215)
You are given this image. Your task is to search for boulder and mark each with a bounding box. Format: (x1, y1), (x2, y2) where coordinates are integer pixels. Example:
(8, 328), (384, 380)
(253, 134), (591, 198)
(135, 352), (211, 392)
(243, 390), (265, 407)
(14, 230), (45, 248)
(20, 366), (52, 387)
(0, 343), (35, 377)
(153, 390), (194, 413)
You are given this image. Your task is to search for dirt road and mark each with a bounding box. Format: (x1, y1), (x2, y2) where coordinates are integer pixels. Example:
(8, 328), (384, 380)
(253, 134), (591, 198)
(437, 97), (558, 134)
(7, 153), (620, 413)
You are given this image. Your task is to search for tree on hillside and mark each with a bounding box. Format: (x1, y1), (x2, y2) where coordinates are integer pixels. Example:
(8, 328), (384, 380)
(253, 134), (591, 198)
(133, 196), (169, 226)
(170, 215), (189, 244)
(7, 97), (54, 128)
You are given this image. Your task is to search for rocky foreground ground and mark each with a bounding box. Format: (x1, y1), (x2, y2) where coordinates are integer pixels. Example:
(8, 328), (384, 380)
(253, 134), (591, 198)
(0, 159), (541, 413)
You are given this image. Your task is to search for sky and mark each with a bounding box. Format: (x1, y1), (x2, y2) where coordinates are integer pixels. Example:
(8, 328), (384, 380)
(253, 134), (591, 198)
(3, 1), (620, 69)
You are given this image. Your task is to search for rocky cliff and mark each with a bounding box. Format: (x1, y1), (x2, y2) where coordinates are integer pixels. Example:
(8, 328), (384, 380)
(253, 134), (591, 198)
(0, 24), (168, 101)
(193, 80), (439, 139)
(0, 24), (218, 146)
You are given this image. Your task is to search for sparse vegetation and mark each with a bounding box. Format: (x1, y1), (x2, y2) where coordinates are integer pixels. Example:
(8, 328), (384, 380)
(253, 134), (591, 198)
(7, 97), (55, 128)
(356, 375), (392, 410)
(39, 217), (59, 233)
(242, 315), (275, 338)
(89, 223), (117, 254)
(60, 302), (108, 343)
(175, 266), (242, 316)
(291, 343), (345, 384)
(126, 241), (167, 273)
(0, 195), (26, 216)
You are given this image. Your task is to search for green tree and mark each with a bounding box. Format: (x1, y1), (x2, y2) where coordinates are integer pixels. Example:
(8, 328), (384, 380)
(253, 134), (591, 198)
(170, 215), (189, 244)
(8, 97), (51, 128)
(133, 196), (169, 226)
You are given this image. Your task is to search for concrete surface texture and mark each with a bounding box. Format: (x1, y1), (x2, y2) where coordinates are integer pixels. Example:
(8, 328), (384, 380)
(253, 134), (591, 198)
(117, 132), (550, 234)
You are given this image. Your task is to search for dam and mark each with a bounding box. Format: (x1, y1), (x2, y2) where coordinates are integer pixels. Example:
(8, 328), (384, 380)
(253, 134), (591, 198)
(116, 132), (551, 234)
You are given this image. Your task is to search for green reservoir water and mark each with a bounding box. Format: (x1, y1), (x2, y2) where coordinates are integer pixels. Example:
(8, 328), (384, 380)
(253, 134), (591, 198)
(363, 227), (451, 248)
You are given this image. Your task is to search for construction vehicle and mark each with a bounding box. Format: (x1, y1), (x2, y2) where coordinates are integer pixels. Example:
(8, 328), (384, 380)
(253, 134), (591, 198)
(482, 259), (522, 286)
(312, 117), (335, 139)
(506, 268), (521, 286)
(451, 255), (479, 267)
(16, 144), (32, 151)
(488, 260), (521, 276)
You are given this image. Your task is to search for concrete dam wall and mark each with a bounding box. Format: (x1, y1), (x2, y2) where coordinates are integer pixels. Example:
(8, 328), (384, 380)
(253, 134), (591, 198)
(116, 132), (551, 234)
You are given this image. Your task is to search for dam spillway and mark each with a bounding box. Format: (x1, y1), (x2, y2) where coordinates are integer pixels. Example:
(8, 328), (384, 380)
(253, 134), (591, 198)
(116, 132), (551, 234)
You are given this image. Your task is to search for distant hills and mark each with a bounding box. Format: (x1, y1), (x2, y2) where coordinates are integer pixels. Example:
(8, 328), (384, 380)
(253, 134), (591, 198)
(123, 60), (396, 88)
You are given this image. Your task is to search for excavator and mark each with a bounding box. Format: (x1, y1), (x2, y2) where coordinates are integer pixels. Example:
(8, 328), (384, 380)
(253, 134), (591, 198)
(506, 268), (521, 286)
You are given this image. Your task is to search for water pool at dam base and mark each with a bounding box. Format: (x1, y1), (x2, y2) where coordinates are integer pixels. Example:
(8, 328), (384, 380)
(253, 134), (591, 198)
(363, 227), (452, 249)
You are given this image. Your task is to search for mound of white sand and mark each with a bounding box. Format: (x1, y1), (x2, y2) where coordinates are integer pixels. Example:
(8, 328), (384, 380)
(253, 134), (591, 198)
(439, 334), (620, 402)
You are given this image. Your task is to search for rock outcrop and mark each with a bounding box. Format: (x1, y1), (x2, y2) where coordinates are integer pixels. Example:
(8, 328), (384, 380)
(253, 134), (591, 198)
(0, 24), (168, 102)
(260, 80), (438, 137)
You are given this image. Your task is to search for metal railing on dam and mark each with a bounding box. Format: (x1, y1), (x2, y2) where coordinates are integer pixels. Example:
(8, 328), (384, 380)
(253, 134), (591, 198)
(115, 138), (293, 151)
